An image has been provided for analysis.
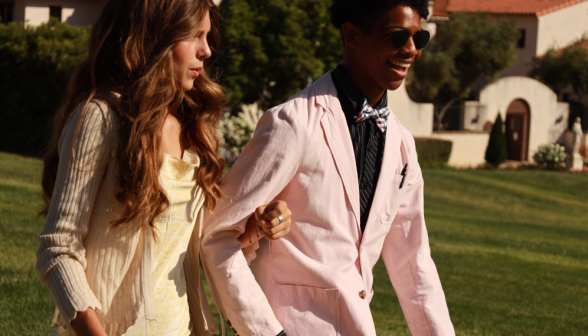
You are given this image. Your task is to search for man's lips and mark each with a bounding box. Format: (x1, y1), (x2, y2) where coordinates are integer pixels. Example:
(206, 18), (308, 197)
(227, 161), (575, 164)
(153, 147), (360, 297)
(386, 59), (412, 76)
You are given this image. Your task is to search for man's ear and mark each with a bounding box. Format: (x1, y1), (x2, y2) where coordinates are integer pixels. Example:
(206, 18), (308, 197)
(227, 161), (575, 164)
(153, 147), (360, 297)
(341, 22), (361, 48)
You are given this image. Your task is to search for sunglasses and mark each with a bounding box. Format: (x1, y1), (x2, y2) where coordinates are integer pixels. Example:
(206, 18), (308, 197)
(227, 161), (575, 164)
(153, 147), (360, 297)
(387, 29), (430, 50)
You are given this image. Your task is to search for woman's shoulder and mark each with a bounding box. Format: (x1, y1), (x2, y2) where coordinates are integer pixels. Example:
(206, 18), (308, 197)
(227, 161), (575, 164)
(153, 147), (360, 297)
(58, 92), (120, 153)
(65, 92), (119, 133)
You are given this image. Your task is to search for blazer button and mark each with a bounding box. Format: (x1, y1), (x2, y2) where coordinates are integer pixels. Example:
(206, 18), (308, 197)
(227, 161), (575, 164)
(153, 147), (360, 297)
(359, 290), (366, 299)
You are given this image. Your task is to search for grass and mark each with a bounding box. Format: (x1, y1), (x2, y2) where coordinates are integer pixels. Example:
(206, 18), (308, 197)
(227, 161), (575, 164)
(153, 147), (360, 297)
(1, 152), (587, 335)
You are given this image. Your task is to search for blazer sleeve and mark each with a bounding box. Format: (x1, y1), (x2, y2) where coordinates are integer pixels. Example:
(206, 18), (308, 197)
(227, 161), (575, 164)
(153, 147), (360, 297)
(381, 133), (455, 336)
(35, 101), (112, 325)
(200, 105), (302, 336)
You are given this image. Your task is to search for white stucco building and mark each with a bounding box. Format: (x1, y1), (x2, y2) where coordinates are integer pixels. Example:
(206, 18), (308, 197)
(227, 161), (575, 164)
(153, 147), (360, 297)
(432, 0), (588, 77)
(4, 0), (224, 26)
(389, 76), (570, 167)
(394, 0), (586, 167)
(0, 0), (106, 26)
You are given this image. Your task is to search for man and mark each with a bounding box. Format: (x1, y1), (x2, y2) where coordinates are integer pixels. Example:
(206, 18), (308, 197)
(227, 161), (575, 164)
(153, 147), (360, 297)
(201, 0), (455, 335)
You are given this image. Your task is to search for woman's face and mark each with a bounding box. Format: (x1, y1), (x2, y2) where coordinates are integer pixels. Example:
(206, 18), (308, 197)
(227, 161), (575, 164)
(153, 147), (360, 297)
(172, 11), (212, 91)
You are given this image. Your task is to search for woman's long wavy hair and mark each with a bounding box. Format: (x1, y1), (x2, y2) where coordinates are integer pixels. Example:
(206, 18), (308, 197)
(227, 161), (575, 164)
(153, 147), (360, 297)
(41, 0), (225, 233)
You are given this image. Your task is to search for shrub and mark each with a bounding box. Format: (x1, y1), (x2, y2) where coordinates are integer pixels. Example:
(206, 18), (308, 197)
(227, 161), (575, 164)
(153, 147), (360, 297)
(217, 103), (264, 163)
(0, 19), (90, 156)
(414, 138), (453, 167)
(485, 113), (507, 167)
(533, 143), (566, 170)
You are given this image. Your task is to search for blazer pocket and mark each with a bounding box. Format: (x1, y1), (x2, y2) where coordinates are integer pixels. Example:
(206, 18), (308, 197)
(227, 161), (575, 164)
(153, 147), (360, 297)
(379, 174), (407, 225)
(272, 284), (340, 336)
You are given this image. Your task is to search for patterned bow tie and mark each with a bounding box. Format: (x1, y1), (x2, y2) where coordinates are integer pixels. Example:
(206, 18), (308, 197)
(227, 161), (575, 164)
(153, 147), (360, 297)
(354, 98), (390, 132)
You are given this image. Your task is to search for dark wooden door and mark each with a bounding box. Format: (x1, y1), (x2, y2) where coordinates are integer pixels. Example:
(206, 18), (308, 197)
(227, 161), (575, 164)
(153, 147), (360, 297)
(505, 100), (530, 161)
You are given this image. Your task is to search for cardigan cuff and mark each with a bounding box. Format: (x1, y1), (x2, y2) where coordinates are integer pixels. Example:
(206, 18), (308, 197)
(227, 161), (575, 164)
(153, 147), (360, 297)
(45, 257), (102, 327)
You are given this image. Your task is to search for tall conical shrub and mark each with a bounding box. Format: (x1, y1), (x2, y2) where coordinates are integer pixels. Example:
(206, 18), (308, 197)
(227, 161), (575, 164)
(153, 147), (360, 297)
(485, 113), (507, 167)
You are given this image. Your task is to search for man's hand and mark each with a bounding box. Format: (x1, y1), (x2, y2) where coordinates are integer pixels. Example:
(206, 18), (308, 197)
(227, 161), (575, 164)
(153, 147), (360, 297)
(239, 200), (292, 248)
(255, 200), (292, 240)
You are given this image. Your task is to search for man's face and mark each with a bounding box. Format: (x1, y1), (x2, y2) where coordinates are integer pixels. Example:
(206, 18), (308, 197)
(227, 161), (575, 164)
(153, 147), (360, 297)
(354, 6), (423, 91)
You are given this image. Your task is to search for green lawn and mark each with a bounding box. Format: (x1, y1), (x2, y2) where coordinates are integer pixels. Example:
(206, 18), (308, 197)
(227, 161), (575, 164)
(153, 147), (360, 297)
(1, 152), (587, 335)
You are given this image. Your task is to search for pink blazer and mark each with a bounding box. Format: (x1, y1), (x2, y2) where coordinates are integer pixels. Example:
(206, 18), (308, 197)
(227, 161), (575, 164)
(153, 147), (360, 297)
(201, 72), (455, 336)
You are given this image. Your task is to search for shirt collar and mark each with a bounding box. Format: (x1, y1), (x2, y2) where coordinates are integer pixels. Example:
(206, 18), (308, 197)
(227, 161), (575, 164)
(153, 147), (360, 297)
(331, 64), (388, 124)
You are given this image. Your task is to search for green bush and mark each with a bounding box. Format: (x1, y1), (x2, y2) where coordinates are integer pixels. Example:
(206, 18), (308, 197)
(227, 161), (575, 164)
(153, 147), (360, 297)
(414, 138), (453, 167)
(0, 19), (90, 156)
(485, 113), (507, 167)
(214, 0), (343, 111)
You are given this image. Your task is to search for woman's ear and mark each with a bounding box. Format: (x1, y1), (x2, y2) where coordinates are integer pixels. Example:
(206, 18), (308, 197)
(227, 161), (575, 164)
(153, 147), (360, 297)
(341, 22), (361, 49)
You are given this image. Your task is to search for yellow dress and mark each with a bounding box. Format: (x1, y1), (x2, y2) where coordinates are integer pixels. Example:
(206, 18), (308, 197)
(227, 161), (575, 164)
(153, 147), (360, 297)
(123, 150), (202, 336)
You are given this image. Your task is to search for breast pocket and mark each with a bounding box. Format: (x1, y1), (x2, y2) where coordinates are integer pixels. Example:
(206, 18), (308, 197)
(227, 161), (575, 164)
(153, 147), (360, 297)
(272, 284), (340, 336)
(379, 174), (407, 225)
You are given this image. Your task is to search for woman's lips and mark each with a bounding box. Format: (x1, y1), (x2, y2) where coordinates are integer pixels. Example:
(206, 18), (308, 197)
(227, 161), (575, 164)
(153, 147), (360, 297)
(190, 67), (202, 77)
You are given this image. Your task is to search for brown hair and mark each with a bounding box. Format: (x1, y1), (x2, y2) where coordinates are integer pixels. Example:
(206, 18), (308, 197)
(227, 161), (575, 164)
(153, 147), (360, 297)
(41, 0), (225, 232)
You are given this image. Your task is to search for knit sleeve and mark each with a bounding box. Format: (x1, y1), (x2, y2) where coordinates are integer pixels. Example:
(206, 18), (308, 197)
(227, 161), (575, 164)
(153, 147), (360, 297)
(36, 100), (114, 325)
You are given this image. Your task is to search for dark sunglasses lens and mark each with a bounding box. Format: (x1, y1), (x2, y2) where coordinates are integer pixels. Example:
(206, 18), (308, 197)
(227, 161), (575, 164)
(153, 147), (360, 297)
(413, 30), (430, 50)
(391, 30), (410, 49)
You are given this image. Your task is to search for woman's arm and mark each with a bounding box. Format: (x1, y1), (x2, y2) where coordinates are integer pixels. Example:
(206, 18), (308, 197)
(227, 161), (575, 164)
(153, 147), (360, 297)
(36, 101), (112, 332)
(70, 308), (108, 336)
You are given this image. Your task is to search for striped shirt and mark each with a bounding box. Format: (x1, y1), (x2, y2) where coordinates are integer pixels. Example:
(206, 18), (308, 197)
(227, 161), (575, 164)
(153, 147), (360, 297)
(331, 65), (387, 233)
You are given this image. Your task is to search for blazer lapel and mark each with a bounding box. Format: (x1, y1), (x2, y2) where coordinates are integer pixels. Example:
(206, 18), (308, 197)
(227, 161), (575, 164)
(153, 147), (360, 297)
(315, 73), (362, 234)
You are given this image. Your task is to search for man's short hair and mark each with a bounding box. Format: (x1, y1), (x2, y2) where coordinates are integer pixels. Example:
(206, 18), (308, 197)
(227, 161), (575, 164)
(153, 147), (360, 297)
(329, 0), (429, 33)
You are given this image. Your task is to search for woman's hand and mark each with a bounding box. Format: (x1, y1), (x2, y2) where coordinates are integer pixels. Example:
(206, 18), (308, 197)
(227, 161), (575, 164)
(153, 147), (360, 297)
(70, 308), (107, 336)
(239, 200), (292, 248)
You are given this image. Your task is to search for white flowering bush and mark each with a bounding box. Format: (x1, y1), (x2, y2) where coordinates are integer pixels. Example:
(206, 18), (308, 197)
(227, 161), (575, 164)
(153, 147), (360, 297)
(533, 143), (566, 169)
(217, 102), (265, 163)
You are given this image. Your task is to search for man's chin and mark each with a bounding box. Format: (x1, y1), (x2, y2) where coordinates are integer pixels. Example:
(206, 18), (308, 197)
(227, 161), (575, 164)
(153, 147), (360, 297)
(384, 78), (405, 91)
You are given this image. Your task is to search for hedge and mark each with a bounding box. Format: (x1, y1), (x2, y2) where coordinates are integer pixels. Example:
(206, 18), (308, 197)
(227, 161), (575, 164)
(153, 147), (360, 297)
(414, 137), (453, 167)
(0, 19), (90, 156)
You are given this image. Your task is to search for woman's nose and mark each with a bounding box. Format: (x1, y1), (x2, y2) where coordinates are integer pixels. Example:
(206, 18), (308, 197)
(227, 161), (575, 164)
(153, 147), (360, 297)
(198, 38), (212, 61)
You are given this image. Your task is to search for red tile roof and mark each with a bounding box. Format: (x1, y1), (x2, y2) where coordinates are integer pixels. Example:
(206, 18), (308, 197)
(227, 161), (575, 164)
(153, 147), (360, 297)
(444, 0), (588, 17)
(432, 0), (451, 17)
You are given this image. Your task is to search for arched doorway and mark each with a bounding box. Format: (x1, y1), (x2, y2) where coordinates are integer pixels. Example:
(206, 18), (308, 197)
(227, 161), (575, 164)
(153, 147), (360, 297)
(505, 99), (530, 161)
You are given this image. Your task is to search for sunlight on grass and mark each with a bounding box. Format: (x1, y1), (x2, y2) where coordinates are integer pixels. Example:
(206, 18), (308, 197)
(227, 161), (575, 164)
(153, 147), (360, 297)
(1, 153), (587, 335)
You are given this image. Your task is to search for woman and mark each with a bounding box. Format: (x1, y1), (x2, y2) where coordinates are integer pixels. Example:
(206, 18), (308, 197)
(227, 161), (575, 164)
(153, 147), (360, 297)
(36, 0), (291, 335)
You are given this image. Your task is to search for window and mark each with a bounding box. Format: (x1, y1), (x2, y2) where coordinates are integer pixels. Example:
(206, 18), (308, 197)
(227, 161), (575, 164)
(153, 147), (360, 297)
(49, 5), (62, 21)
(0, 2), (14, 23)
(517, 29), (526, 48)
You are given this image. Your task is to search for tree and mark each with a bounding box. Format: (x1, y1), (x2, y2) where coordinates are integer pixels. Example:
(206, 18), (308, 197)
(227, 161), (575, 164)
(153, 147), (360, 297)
(213, 0), (343, 111)
(530, 38), (588, 107)
(0, 19), (90, 155)
(406, 13), (519, 129)
(485, 113), (507, 167)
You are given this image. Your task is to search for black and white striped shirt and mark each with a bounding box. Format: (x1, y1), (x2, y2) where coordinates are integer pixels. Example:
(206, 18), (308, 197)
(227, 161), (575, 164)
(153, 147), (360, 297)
(331, 64), (387, 233)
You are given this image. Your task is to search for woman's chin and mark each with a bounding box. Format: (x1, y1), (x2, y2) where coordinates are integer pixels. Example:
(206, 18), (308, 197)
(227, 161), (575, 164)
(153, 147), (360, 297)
(183, 82), (194, 92)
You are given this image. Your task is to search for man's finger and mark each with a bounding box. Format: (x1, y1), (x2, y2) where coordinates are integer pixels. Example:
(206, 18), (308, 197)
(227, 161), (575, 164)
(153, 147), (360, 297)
(260, 220), (290, 235)
(255, 205), (267, 223)
(263, 226), (290, 240)
(262, 209), (287, 226)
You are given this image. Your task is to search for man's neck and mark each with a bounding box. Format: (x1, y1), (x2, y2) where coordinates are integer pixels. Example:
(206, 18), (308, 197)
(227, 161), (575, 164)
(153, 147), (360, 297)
(342, 59), (386, 107)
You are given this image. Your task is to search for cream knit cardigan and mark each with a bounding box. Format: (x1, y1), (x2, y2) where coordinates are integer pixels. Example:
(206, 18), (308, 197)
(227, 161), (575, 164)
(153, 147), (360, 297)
(36, 95), (218, 336)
